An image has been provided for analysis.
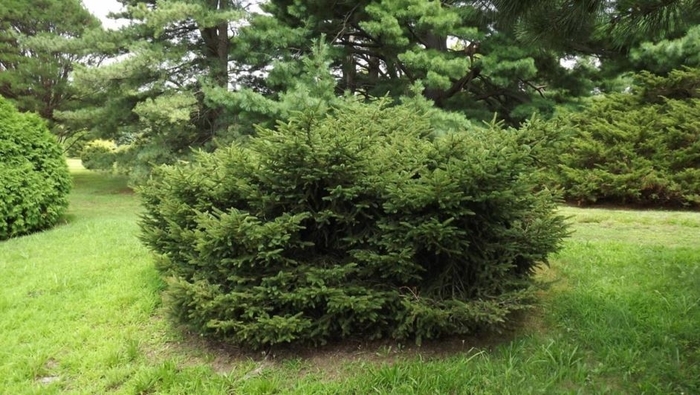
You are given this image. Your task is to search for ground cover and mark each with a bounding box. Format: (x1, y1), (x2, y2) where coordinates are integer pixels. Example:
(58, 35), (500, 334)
(0, 161), (697, 394)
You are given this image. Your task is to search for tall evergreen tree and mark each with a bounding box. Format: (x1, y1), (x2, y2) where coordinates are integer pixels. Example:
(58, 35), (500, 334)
(491, 0), (700, 48)
(64, 0), (700, 179)
(487, 0), (700, 109)
(61, 0), (245, 179)
(0, 0), (101, 142)
(231, 0), (597, 124)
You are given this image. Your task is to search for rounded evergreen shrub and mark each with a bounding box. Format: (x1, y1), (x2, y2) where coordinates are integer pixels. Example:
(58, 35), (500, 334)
(139, 100), (568, 348)
(80, 139), (117, 171)
(0, 98), (71, 240)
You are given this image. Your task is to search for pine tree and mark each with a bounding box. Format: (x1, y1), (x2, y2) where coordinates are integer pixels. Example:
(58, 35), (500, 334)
(491, 0), (700, 48)
(630, 25), (700, 74)
(233, 0), (589, 125)
(0, 0), (101, 145)
(60, 0), (246, 181)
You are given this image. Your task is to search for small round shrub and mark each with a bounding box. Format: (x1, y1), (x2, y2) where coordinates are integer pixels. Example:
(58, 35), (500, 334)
(80, 139), (117, 171)
(139, 100), (569, 349)
(0, 98), (71, 240)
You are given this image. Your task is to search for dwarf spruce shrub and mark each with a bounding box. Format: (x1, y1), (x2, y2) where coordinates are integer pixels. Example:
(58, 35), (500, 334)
(139, 100), (568, 348)
(530, 68), (700, 207)
(0, 98), (71, 240)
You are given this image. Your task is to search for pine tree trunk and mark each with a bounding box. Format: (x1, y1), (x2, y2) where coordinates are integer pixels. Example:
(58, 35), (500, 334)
(200, 0), (231, 140)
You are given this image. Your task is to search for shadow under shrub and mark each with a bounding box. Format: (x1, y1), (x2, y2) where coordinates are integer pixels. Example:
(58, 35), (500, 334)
(139, 100), (568, 349)
(0, 97), (71, 240)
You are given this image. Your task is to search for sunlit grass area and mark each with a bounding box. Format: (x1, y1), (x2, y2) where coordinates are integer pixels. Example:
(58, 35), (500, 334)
(0, 161), (698, 394)
(0, 160), (167, 393)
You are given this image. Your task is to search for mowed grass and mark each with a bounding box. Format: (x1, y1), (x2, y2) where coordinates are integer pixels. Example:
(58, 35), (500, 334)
(0, 161), (698, 394)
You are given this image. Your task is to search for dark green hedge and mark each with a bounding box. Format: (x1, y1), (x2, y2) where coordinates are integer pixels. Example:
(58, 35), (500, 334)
(139, 100), (568, 348)
(527, 68), (700, 208)
(0, 97), (71, 240)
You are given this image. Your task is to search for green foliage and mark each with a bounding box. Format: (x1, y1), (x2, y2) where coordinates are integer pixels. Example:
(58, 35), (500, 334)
(205, 39), (343, 137)
(531, 68), (700, 207)
(80, 139), (118, 172)
(0, 98), (71, 240)
(2, 167), (698, 392)
(235, 0), (586, 126)
(58, 0), (700, 186)
(631, 25), (700, 74)
(0, 0), (100, 122)
(139, 99), (568, 348)
(493, 0), (700, 48)
(61, 129), (89, 158)
(59, 0), (246, 184)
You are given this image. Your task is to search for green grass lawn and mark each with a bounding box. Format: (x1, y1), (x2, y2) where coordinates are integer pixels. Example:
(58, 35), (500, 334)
(1, 160), (698, 394)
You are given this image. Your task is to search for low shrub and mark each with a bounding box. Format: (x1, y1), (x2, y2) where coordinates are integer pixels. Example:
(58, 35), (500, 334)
(0, 97), (71, 240)
(139, 100), (568, 349)
(80, 139), (117, 171)
(529, 68), (700, 207)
